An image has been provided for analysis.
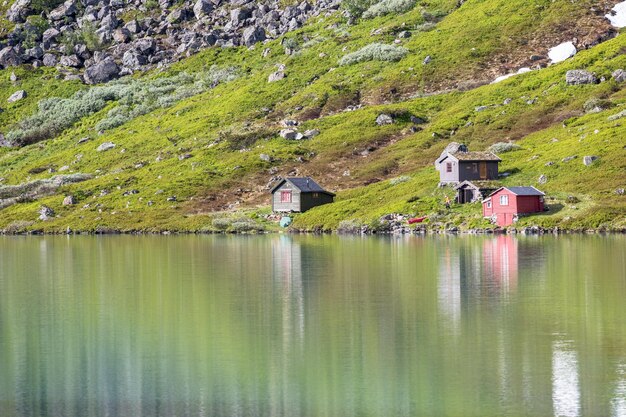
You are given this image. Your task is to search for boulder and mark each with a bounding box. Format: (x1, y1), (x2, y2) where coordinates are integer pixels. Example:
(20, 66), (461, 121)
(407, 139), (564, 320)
(582, 155), (598, 166)
(167, 8), (191, 24)
(43, 53), (58, 67)
(84, 58), (120, 84)
(96, 142), (116, 152)
(565, 70), (598, 85)
(7, 0), (31, 22)
(193, 0), (214, 19)
(376, 113), (393, 126)
(63, 195), (76, 206)
(60, 54), (82, 67)
(279, 129), (299, 140)
(242, 26), (266, 46)
(303, 129), (320, 138)
(260, 153), (272, 162)
(49, 1), (78, 21)
(0, 47), (23, 69)
(562, 155), (577, 163)
(268, 69), (286, 82)
(122, 50), (147, 69)
(612, 69), (626, 83)
(538, 174), (547, 184)
(7, 90), (27, 103)
(113, 28), (132, 44)
(38, 206), (55, 221)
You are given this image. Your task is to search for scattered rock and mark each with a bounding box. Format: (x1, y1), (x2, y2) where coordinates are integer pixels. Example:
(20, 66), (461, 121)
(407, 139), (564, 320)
(376, 113), (394, 126)
(566, 70), (598, 85)
(583, 155), (598, 166)
(566, 195), (580, 204)
(303, 129), (320, 138)
(260, 153), (272, 162)
(268, 68), (286, 83)
(7, 90), (26, 103)
(166, 196), (177, 202)
(612, 69), (626, 83)
(475, 105), (490, 112)
(242, 26), (266, 47)
(63, 195), (76, 206)
(38, 206), (55, 221)
(84, 58), (120, 85)
(616, 188), (625, 195)
(423, 55), (431, 65)
(96, 142), (116, 152)
(538, 174), (548, 184)
(562, 155), (577, 163)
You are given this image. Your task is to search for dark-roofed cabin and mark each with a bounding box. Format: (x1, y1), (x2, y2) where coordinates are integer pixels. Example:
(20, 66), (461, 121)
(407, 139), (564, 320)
(483, 187), (546, 226)
(435, 151), (501, 184)
(455, 181), (501, 204)
(270, 177), (335, 213)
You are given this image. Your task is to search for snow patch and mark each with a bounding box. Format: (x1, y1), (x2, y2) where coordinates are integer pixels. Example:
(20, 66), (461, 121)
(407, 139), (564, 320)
(492, 67), (533, 84)
(606, 1), (626, 28)
(548, 42), (577, 64)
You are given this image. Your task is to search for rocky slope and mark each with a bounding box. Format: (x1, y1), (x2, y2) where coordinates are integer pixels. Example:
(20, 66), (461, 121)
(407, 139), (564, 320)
(1, 0), (341, 83)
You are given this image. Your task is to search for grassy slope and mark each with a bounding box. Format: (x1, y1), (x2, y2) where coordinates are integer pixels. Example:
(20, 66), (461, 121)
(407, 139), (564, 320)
(0, 0), (624, 232)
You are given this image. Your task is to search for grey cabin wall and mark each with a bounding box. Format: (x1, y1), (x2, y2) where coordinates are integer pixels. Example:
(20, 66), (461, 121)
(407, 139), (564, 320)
(272, 182), (302, 212)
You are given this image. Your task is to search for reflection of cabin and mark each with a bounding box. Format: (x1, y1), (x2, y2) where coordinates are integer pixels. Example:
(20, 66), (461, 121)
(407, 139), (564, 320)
(270, 177), (335, 213)
(455, 180), (501, 204)
(483, 187), (545, 226)
(435, 150), (501, 184)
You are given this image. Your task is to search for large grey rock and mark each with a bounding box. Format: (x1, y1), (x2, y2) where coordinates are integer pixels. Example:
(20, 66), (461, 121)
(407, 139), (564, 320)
(376, 114), (394, 126)
(84, 58), (120, 84)
(242, 26), (266, 46)
(63, 195), (76, 206)
(167, 8), (191, 24)
(49, 0), (78, 21)
(193, 0), (214, 19)
(7, 90), (27, 103)
(122, 50), (147, 69)
(0, 47), (23, 69)
(7, 0), (31, 23)
(60, 54), (81, 67)
(43, 53), (58, 67)
(38, 205), (55, 221)
(612, 69), (626, 83)
(279, 129), (299, 140)
(96, 142), (116, 152)
(566, 70), (598, 85)
(42, 28), (61, 46)
(583, 155), (598, 166)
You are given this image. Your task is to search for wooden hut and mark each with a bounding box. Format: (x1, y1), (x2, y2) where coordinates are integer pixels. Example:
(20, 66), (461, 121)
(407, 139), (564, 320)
(482, 187), (546, 226)
(455, 180), (501, 204)
(270, 177), (335, 213)
(435, 150), (501, 185)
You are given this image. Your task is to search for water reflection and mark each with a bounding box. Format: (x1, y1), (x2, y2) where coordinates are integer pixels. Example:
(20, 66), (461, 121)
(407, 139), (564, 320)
(0, 235), (624, 417)
(552, 340), (581, 417)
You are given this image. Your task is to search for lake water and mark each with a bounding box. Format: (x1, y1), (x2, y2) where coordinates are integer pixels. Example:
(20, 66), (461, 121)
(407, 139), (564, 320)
(0, 235), (624, 417)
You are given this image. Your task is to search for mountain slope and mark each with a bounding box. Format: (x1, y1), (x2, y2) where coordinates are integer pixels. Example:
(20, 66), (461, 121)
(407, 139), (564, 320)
(0, 0), (624, 233)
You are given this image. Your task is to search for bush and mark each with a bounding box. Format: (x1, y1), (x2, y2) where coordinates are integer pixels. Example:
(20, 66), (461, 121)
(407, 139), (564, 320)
(583, 98), (613, 114)
(489, 142), (521, 153)
(211, 218), (231, 231)
(362, 0), (416, 19)
(339, 43), (408, 66)
(390, 175), (410, 185)
(342, 0), (378, 18)
(3, 221), (34, 234)
(8, 67), (241, 146)
(337, 219), (364, 234)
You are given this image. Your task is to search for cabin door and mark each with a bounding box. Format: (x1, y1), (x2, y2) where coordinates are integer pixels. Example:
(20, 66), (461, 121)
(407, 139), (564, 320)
(479, 162), (487, 179)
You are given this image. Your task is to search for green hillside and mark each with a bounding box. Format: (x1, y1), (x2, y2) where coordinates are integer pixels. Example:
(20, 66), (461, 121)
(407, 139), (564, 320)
(0, 0), (624, 233)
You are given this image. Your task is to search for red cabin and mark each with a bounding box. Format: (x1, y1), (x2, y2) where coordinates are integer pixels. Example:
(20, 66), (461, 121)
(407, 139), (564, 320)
(482, 187), (545, 226)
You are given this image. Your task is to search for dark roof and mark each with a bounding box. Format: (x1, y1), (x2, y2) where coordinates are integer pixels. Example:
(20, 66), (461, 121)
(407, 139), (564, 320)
(487, 186), (545, 197)
(270, 177), (335, 195)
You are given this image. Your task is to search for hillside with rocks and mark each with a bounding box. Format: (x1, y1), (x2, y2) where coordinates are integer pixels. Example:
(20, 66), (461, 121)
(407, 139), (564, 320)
(0, 0), (624, 233)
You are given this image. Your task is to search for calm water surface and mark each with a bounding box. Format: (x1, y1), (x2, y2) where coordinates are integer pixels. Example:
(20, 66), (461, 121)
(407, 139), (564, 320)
(0, 235), (624, 417)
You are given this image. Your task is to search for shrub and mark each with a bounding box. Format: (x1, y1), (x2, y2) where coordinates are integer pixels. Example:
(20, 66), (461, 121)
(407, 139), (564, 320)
(341, 0), (378, 18)
(337, 219), (364, 234)
(390, 175), (410, 185)
(362, 0), (416, 19)
(338, 43), (408, 66)
(3, 221), (34, 234)
(8, 67), (241, 145)
(489, 142), (521, 153)
(211, 218), (231, 231)
(583, 98), (613, 114)
(230, 219), (263, 233)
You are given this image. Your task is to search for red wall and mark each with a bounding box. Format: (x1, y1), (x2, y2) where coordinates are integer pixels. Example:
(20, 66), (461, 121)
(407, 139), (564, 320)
(483, 189), (544, 226)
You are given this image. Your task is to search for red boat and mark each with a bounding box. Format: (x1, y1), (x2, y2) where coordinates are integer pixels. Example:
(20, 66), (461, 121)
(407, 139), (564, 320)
(408, 216), (427, 224)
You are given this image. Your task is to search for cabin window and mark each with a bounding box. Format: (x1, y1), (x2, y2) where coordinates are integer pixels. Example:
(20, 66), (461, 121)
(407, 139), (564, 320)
(446, 162), (453, 173)
(280, 191), (292, 203)
(500, 195), (509, 206)
(312, 192), (319, 198)
(486, 201), (492, 208)
(472, 163), (478, 173)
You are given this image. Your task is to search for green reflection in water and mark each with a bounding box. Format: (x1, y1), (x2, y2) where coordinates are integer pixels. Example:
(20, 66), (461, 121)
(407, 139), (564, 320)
(0, 235), (624, 417)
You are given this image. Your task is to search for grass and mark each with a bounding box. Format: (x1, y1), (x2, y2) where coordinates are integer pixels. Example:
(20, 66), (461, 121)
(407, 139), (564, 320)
(0, 0), (624, 233)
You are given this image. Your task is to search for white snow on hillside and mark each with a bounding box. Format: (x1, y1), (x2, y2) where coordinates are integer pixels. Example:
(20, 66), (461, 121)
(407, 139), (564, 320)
(492, 67), (532, 84)
(606, 1), (626, 28)
(548, 42), (577, 64)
